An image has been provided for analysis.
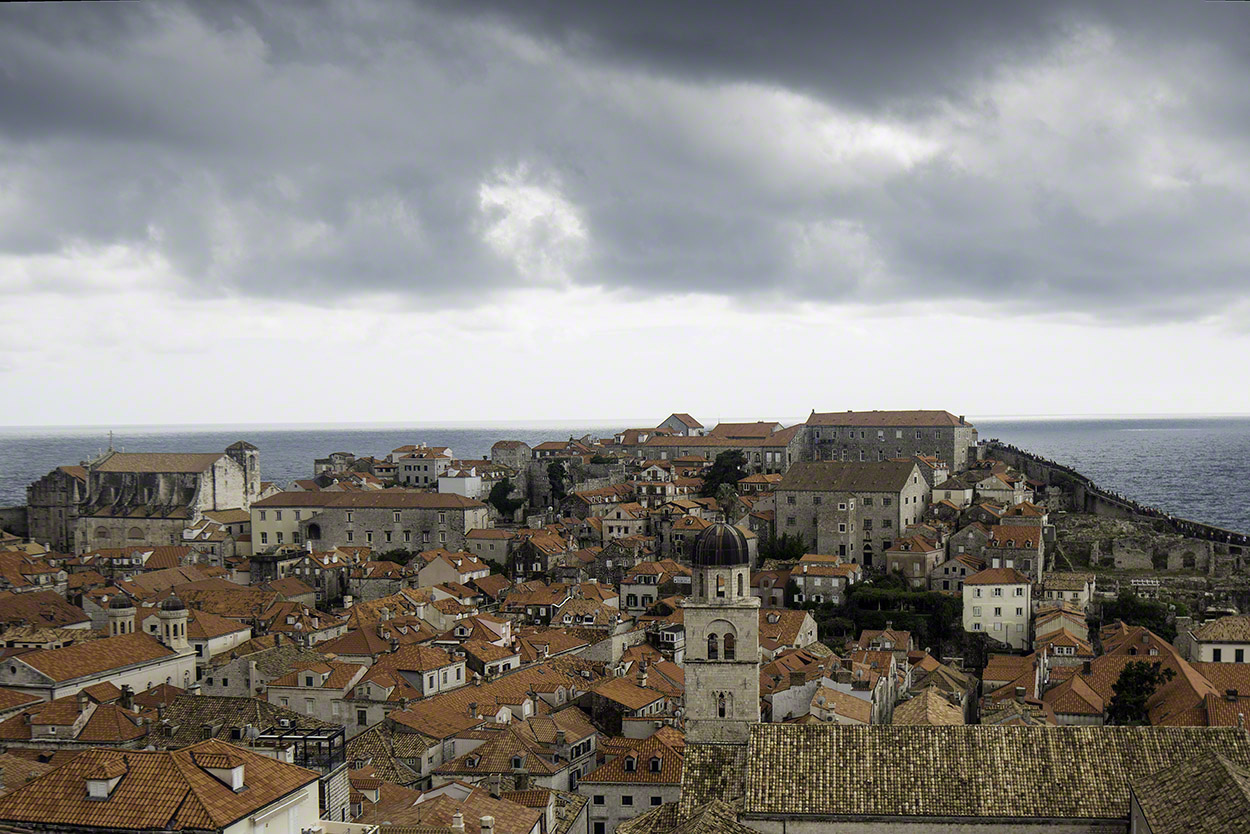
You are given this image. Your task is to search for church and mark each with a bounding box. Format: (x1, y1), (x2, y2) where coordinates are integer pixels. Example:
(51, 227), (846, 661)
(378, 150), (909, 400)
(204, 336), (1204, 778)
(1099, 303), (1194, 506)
(622, 523), (1250, 834)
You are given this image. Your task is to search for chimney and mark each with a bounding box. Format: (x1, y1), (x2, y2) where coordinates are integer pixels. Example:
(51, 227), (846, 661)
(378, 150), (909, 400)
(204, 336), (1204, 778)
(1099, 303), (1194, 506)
(885, 620), (893, 632)
(77, 691), (89, 712)
(120, 685), (134, 710)
(1014, 686), (1026, 701)
(451, 813), (465, 834)
(556, 729), (567, 747)
(637, 664), (648, 689)
(468, 702), (478, 718)
(489, 771), (502, 798)
(480, 816), (495, 834)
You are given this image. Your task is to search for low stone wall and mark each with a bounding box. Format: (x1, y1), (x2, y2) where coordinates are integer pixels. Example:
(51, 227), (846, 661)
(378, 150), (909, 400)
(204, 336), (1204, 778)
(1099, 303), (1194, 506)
(985, 442), (1248, 548)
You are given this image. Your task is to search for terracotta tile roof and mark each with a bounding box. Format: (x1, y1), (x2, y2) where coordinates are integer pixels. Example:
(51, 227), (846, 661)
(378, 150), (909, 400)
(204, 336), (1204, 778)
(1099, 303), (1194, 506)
(758, 609), (812, 647)
(810, 686), (873, 723)
(582, 731), (683, 785)
(0, 739), (318, 830)
(1192, 615), (1250, 643)
(155, 695), (337, 748)
(892, 688), (964, 725)
(732, 724), (1250, 820)
(963, 567), (1030, 585)
(777, 460), (918, 493)
(12, 632), (175, 683)
(1131, 750), (1250, 834)
(988, 525), (1042, 549)
(1043, 673), (1105, 716)
(93, 452), (224, 474)
(0, 591), (90, 628)
(0, 688), (41, 715)
(0, 752), (57, 798)
(268, 660), (366, 691)
(254, 491), (485, 509)
(186, 608), (250, 640)
(807, 410), (965, 427)
(592, 677), (664, 711)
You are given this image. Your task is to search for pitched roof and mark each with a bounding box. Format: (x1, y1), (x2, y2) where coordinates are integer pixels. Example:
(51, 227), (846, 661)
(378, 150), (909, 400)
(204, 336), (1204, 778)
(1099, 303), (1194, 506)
(253, 491), (485, 509)
(891, 688), (964, 726)
(729, 724), (1250, 820)
(1131, 751), (1250, 834)
(0, 590), (90, 628)
(1192, 615), (1250, 643)
(93, 452), (224, 473)
(963, 567), (1030, 585)
(0, 739), (318, 830)
(582, 732), (683, 785)
(13, 632), (175, 683)
(777, 461), (918, 493)
(807, 410), (965, 427)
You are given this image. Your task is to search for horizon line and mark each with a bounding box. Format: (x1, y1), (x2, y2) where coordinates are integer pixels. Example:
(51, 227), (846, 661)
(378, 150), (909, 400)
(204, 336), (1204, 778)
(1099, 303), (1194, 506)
(2, 411), (1249, 433)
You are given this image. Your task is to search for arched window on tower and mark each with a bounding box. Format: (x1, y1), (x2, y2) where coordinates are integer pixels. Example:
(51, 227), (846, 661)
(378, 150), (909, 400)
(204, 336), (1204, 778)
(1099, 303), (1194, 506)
(707, 633), (719, 660)
(716, 574), (726, 599)
(717, 692), (727, 718)
(724, 633), (736, 660)
(737, 572), (744, 597)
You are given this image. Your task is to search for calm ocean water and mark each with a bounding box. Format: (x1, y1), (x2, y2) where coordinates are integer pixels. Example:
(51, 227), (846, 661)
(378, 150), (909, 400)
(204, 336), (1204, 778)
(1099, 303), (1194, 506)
(0, 416), (1247, 533)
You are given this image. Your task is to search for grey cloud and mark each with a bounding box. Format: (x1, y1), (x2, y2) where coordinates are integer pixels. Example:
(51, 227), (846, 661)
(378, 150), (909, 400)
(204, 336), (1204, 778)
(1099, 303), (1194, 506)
(0, 0), (1248, 319)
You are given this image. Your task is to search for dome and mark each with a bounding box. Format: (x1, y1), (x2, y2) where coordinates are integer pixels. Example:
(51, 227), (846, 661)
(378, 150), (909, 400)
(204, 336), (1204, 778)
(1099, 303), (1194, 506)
(108, 596), (134, 610)
(692, 523), (751, 568)
(159, 596), (186, 612)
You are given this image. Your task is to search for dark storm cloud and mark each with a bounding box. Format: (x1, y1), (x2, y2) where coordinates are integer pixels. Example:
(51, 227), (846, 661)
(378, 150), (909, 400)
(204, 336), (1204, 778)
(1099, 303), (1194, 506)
(1, 0), (1249, 318)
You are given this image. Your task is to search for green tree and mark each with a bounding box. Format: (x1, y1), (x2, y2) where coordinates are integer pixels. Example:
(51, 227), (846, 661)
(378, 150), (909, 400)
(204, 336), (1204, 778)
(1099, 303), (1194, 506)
(1106, 660), (1175, 725)
(715, 483), (740, 521)
(488, 477), (525, 518)
(700, 450), (748, 498)
(1099, 592), (1176, 641)
(760, 533), (808, 564)
(547, 462), (568, 505)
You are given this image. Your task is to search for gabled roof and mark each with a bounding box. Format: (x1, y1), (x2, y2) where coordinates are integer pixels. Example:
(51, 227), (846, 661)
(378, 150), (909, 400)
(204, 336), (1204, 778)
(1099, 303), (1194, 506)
(892, 688), (964, 726)
(93, 452), (225, 474)
(582, 731), (683, 785)
(963, 567), (1030, 585)
(807, 410), (966, 427)
(12, 632), (175, 683)
(0, 739), (318, 831)
(1130, 751), (1250, 834)
(777, 461), (918, 493)
(726, 724), (1250, 820)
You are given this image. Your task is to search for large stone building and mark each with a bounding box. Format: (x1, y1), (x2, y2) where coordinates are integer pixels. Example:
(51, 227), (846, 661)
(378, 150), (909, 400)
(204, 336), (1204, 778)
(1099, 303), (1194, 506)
(248, 490), (488, 556)
(773, 461), (930, 568)
(804, 410), (978, 470)
(36, 443), (261, 553)
(25, 465), (87, 552)
(681, 524), (761, 745)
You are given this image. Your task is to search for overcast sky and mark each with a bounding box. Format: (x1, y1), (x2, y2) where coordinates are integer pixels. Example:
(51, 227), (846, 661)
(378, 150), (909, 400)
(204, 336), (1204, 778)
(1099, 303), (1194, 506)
(2, 0), (1248, 427)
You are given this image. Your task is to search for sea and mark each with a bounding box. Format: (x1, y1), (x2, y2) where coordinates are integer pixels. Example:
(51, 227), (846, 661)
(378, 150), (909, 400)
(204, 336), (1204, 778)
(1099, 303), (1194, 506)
(0, 416), (1247, 534)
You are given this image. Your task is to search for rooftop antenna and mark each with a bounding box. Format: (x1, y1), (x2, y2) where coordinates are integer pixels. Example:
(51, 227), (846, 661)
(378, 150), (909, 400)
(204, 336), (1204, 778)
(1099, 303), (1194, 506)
(108, 431), (114, 452)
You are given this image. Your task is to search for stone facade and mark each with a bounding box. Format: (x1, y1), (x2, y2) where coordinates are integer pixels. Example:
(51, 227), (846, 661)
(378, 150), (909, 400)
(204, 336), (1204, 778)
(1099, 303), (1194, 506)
(73, 445), (260, 553)
(775, 461), (930, 569)
(805, 410), (978, 470)
(682, 556), (760, 744)
(26, 466), (87, 552)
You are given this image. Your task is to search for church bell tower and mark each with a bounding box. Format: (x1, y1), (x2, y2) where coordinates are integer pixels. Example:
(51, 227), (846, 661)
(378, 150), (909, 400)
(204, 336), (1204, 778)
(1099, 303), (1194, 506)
(681, 523), (760, 744)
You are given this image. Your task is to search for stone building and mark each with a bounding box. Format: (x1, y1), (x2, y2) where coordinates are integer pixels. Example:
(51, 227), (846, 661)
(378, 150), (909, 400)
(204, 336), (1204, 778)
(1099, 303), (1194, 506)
(247, 490), (488, 554)
(681, 524), (761, 745)
(25, 465), (87, 552)
(804, 409), (978, 470)
(774, 461), (930, 568)
(70, 443), (260, 553)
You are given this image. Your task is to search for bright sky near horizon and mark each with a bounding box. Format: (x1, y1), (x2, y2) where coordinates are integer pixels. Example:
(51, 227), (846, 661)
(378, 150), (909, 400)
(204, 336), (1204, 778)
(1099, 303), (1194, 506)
(2, 1), (1249, 425)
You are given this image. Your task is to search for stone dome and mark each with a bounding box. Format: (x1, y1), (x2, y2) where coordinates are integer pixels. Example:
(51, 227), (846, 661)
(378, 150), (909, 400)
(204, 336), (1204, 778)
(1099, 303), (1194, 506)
(159, 596), (186, 612)
(692, 523), (751, 568)
(108, 596), (134, 610)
